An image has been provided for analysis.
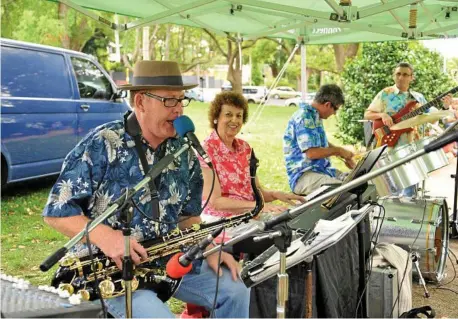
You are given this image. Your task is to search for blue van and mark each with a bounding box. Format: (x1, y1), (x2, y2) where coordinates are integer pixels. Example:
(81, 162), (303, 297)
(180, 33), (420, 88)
(1, 38), (130, 188)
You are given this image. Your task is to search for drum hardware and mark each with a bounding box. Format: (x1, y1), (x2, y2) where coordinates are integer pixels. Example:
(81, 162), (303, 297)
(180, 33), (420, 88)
(452, 161), (458, 238)
(449, 121), (458, 238)
(373, 196), (449, 282)
(411, 252), (430, 298)
(372, 143), (428, 198)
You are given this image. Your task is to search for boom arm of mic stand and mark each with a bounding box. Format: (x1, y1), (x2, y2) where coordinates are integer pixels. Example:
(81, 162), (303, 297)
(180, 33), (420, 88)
(40, 143), (190, 271)
(203, 147), (430, 258)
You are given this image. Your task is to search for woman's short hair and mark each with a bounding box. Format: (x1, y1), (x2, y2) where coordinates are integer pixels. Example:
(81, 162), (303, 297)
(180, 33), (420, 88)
(208, 91), (249, 129)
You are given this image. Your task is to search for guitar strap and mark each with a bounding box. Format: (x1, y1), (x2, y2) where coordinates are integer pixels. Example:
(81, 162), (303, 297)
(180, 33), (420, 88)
(124, 110), (161, 220)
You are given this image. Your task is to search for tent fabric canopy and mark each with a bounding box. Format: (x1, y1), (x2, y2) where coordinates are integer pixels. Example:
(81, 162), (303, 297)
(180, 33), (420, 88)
(54, 0), (458, 44)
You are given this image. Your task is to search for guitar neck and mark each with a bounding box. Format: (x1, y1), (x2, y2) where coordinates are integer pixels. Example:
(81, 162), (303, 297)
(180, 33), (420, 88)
(400, 86), (458, 121)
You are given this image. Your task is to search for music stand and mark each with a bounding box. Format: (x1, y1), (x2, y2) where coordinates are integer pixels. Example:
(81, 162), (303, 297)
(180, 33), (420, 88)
(322, 145), (387, 210)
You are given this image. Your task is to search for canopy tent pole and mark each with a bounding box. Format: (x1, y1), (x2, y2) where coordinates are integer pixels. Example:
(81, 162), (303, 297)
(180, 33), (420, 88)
(242, 42), (300, 133)
(300, 37), (307, 102)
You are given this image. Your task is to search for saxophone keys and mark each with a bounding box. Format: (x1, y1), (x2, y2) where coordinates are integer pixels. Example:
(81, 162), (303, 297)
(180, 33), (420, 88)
(191, 224), (200, 231)
(78, 289), (91, 301)
(91, 262), (103, 273)
(99, 279), (115, 298)
(134, 267), (150, 277)
(58, 283), (74, 295)
(60, 255), (78, 267)
(121, 277), (139, 291)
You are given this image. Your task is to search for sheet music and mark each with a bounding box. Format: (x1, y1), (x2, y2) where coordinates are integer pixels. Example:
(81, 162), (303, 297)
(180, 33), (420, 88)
(246, 204), (373, 285)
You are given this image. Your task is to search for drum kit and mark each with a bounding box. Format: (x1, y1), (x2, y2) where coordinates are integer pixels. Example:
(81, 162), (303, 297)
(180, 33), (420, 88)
(369, 111), (453, 283)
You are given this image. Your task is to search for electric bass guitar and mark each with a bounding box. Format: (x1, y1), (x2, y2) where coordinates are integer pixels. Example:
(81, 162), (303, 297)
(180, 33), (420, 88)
(373, 86), (458, 147)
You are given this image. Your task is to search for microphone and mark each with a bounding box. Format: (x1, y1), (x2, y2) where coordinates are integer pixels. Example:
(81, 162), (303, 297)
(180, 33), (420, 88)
(166, 226), (223, 279)
(424, 130), (458, 153)
(173, 115), (213, 168)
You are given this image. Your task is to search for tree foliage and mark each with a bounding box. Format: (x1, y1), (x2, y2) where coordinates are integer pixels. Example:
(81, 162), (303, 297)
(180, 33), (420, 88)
(2, 0), (113, 64)
(336, 41), (456, 145)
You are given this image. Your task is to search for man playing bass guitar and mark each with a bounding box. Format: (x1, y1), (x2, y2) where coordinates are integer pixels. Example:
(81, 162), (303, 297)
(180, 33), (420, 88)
(364, 62), (452, 197)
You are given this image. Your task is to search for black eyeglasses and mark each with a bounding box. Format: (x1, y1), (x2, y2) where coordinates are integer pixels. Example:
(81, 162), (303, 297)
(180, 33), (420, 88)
(329, 102), (340, 111)
(143, 92), (191, 107)
(394, 72), (412, 77)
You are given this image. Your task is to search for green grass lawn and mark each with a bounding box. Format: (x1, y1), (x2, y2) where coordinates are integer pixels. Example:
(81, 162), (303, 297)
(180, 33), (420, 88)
(0, 102), (350, 311)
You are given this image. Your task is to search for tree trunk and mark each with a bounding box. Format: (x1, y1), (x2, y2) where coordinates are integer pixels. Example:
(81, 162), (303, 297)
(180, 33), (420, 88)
(333, 43), (359, 72)
(58, 3), (70, 49)
(164, 24), (171, 60)
(148, 24), (160, 60)
(226, 40), (243, 93)
(270, 63), (279, 78)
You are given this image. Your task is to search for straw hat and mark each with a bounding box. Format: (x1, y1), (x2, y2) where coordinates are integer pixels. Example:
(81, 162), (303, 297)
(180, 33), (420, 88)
(120, 60), (197, 91)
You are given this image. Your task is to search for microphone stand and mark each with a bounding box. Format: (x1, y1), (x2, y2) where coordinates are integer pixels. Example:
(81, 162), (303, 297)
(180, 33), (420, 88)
(120, 205), (134, 318)
(40, 142), (191, 318)
(253, 224), (292, 319)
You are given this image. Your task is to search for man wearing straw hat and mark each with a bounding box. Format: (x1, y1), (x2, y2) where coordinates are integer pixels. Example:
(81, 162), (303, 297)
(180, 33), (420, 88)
(43, 60), (250, 318)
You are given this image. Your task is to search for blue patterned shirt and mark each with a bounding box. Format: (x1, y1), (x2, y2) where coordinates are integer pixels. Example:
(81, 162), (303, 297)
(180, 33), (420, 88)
(283, 103), (336, 191)
(42, 120), (203, 257)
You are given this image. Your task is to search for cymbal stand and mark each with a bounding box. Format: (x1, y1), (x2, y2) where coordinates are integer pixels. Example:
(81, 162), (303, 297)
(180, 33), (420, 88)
(253, 223), (292, 319)
(411, 252), (430, 298)
(418, 180), (427, 199)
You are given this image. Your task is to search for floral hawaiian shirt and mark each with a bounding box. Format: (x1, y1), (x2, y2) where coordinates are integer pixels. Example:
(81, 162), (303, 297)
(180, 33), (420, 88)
(198, 130), (253, 218)
(368, 85), (427, 145)
(283, 103), (336, 191)
(42, 120), (203, 257)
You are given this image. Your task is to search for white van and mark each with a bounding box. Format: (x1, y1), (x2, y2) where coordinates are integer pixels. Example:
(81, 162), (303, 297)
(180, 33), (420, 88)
(242, 86), (267, 104)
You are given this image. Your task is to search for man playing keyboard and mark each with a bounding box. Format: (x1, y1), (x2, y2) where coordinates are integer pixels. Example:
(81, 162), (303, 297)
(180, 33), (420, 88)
(283, 84), (355, 195)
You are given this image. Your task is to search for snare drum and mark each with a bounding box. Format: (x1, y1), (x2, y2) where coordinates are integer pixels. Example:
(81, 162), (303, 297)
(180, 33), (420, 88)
(371, 144), (428, 197)
(372, 196), (449, 282)
(415, 136), (449, 173)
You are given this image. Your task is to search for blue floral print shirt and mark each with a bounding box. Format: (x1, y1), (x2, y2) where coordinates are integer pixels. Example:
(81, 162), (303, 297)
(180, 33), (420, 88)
(42, 120), (203, 257)
(283, 103), (336, 191)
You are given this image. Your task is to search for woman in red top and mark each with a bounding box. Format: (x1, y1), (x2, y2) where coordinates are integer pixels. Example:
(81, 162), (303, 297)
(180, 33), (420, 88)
(199, 91), (305, 222)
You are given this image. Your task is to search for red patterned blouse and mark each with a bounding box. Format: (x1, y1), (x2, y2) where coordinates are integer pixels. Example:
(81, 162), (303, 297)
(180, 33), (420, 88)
(199, 130), (253, 218)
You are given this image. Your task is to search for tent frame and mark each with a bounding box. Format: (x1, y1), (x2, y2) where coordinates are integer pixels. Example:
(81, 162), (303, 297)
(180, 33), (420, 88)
(52, 0), (457, 41)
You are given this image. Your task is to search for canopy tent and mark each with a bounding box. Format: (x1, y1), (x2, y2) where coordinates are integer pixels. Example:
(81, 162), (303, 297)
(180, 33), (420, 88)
(52, 0), (458, 43)
(49, 0), (458, 129)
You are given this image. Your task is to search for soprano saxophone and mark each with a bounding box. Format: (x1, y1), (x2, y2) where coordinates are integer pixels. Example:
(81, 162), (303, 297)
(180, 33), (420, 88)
(51, 150), (264, 302)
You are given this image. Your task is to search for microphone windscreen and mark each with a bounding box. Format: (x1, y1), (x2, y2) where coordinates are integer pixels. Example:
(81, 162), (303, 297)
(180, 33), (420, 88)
(166, 253), (193, 279)
(173, 115), (195, 138)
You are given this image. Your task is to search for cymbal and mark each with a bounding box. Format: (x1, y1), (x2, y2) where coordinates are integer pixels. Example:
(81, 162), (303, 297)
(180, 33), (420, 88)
(390, 110), (454, 130)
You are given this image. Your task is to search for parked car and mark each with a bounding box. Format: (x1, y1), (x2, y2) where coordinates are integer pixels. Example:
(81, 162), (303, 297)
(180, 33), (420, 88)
(1, 38), (130, 188)
(284, 93), (316, 107)
(220, 84), (267, 104)
(242, 86), (267, 104)
(270, 86), (301, 99)
(221, 82), (232, 91)
(185, 88), (204, 102)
